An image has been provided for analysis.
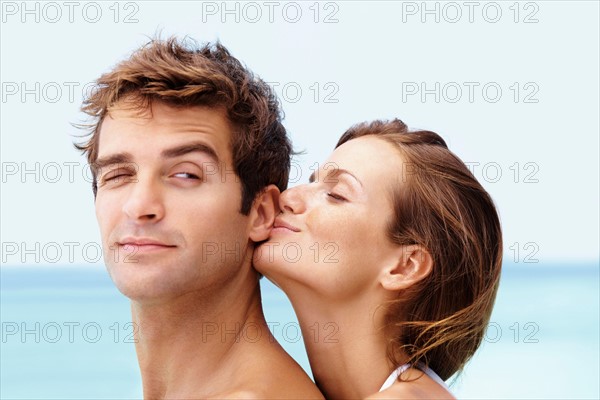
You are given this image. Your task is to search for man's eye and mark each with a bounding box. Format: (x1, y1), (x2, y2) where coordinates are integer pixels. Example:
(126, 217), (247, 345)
(173, 172), (200, 179)
(103, 173), (130, 183)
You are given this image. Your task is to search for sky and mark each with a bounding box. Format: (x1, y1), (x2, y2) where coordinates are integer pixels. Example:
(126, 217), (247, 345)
(1, 1), (599, 267)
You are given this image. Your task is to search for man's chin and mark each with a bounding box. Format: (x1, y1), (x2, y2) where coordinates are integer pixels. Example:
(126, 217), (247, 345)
(106, 264), (176, 302)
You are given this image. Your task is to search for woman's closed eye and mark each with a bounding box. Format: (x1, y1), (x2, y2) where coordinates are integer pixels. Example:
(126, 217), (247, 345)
(326, 192), (347, 202)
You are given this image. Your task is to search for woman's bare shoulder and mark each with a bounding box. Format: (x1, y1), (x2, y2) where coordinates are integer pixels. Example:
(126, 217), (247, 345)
(366, 376), (455, 400)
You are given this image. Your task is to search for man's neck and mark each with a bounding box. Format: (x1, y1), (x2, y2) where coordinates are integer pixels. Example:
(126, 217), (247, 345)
(131, 268), (268, 399)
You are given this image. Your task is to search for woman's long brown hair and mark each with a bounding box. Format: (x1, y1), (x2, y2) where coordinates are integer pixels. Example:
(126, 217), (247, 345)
(337, 119), (503, 381)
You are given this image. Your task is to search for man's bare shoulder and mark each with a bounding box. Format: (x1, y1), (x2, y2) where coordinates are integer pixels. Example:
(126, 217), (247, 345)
(218, 386), (322, 400)
(208, 389), (296, 400)
(204, 360), (323, 400)
(222, 335), (323, 399)
(217, 369), (323, 400)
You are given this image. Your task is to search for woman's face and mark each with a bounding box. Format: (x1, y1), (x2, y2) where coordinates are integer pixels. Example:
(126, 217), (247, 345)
(254, 136), (406, 301)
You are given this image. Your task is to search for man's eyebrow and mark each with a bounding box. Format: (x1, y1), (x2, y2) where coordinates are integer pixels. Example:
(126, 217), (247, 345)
(161, 142), (219, 163)
(94, 153), (134, 171)
(93, 142), (219, 172)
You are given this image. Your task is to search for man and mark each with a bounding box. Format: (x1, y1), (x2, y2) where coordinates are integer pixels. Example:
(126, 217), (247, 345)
(75, 37), (323, 399)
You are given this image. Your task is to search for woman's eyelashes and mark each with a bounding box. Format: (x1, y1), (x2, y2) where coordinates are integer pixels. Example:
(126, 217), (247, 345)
(326, 192), (347, 202)
(308, 175), (351, 202)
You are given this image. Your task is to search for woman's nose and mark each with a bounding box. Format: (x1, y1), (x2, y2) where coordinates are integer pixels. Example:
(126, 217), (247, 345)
(279, 184), (309, 214)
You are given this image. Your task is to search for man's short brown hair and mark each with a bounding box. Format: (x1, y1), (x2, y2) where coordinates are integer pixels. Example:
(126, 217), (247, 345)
(75, 36), (291, 214)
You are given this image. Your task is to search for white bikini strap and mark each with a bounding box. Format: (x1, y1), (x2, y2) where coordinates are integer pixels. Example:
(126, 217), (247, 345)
(379, 363), (411, 392)
(379, 363), (449, 392)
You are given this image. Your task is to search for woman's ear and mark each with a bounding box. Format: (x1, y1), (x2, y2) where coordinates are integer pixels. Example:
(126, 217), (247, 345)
(249, 184), (280, 242)
(380, 245), (433, 291)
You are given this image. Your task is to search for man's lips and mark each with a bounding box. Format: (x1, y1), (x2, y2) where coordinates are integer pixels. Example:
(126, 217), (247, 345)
(117, 237), (177, 251)
(272, 218), (300, 233)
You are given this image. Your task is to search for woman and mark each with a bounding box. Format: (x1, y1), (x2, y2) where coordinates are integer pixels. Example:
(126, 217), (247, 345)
(254, 119), (503, 399)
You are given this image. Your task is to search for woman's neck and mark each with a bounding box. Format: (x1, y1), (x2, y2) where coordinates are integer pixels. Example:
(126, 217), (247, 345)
(290, 290), (394, 399)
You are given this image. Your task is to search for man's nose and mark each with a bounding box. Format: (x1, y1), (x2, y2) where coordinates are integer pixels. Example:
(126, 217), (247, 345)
(121, 175), (165, 222)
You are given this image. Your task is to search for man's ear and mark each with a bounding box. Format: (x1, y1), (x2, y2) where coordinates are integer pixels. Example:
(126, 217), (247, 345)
(249, 184), (280, 242)
(380, 245), (433, 292)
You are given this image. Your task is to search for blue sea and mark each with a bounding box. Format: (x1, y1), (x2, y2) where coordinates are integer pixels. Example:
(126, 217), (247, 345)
(1, 263), (598, 399)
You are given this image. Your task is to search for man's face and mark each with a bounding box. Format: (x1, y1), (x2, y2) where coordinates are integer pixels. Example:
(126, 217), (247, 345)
(94, 101), (252, 303)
